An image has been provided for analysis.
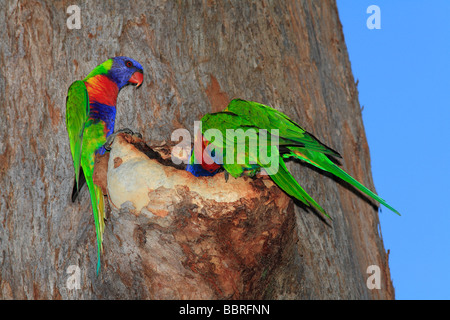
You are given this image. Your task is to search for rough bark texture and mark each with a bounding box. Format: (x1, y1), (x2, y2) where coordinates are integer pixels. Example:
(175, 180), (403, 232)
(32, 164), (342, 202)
(0, 0), (394, 299)
(93, 133), (295, 299)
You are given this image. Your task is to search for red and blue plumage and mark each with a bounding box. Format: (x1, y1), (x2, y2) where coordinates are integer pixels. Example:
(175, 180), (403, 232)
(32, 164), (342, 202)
(186, 128), (222, 176)
(66, 56), (143, 272)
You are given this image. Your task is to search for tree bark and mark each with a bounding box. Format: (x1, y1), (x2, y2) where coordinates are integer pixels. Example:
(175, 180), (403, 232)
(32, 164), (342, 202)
(0, 0), (394, 299)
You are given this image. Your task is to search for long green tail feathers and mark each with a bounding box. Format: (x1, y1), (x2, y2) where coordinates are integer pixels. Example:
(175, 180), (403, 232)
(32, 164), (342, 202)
(267, 157), (332, 220)
(319, 158), (400, 216)
(284, 149), (401, 216)
(85, 175), (106, 274)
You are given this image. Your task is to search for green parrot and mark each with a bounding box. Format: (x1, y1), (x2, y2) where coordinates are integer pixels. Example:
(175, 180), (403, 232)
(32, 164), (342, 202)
(187, 99), (400, 219)
(66, 56), (143, 273)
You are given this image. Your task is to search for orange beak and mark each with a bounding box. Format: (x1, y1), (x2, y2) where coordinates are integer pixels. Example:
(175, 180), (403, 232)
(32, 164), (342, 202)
(129, 71), (144, 88)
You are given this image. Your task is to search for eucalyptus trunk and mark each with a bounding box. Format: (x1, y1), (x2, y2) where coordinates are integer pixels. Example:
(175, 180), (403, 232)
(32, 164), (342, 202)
(0, 0), (394, 299)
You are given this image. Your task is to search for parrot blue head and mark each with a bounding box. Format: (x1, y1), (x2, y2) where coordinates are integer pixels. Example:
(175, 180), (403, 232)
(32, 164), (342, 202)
(107, 56), (144, 90)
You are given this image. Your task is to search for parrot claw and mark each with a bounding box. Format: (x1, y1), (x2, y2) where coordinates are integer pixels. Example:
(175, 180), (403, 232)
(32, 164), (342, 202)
(224, 171), (229, 182)
(116, 128), (134, 135)
(104, 128), (141, 151)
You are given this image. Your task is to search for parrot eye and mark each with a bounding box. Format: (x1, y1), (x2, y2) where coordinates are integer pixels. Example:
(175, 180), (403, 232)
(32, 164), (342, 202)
(125, 61), (133, 68)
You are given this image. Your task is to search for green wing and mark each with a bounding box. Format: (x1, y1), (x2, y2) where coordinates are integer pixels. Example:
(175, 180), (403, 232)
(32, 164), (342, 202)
(224, 99), (341, 158)
(268, 157), (331, 219)
(200, 108), (332, 218)
(66, 80), (89, 193)
(201, 111), (260, 177)
(66, 81), (107, 273)
(202, 99), (400, 217)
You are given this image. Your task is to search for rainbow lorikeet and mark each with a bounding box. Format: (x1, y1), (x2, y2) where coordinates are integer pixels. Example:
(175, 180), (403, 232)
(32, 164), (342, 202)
(187, 99), (400, 219)
(66, 56), (143, 272)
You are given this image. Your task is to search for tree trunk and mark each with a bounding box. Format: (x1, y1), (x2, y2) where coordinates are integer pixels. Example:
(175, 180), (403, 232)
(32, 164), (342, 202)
(0, 0), (394, 299)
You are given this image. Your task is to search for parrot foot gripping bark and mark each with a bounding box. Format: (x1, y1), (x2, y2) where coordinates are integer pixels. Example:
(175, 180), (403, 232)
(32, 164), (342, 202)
(104, 128), (143, 151)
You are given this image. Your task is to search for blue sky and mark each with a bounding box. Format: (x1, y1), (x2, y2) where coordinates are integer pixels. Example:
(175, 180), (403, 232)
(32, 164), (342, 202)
(336, 1), (450, 299)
